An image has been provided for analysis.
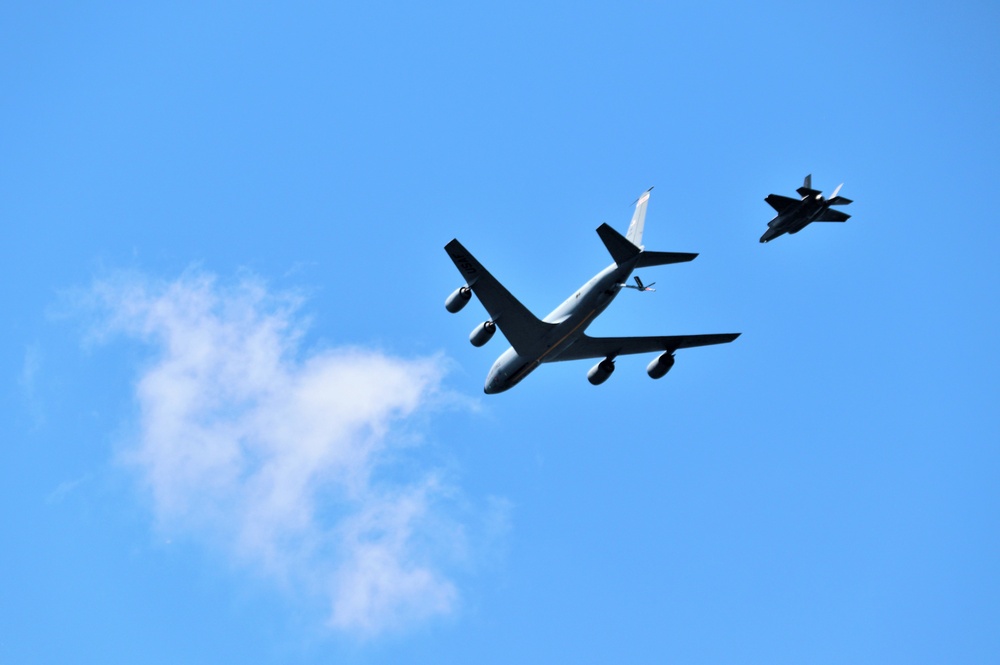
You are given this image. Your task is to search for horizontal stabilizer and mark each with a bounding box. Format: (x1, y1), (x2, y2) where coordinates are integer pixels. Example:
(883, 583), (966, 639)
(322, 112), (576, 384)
(596, 223), (641, 266)
(635, 251), (698, 268)
(765, 194), (800, 213)
(816, 208), (851, 222)
(827, 196), (852, 206)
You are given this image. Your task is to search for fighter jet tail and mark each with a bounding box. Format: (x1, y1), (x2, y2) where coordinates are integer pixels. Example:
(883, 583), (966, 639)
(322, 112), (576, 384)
(826, 183), (853, 206)
(797, 173), (821, 197)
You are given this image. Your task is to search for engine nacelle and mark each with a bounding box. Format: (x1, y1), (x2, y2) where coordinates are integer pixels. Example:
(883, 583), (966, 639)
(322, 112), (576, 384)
(587, 358), (616, 385)
(469, 321), (496, 347)
(647, 351), (675, 379)
(445, 286), (472, 313)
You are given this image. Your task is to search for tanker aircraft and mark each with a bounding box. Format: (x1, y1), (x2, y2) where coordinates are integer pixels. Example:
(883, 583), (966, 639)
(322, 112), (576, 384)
(760, 174), (853, 243)
(444, 188), (740, 394)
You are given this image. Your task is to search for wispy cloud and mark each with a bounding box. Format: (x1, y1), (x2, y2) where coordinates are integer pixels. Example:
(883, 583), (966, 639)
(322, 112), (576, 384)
(88, 270), (473, 636)
(19, 343), (44, 427)
(46, 474), (92, 505)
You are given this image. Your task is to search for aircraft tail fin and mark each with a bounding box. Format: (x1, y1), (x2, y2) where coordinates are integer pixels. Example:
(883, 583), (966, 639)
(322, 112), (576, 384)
(625, 187), (653, 247)
(601, 187), (697, 267)
(797, 173), (821, 197)
(827, 183), (852, 206)
(597, 223), (641, 266)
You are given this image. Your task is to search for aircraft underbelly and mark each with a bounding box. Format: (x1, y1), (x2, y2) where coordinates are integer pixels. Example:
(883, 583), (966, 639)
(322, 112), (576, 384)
(491, 310), (602, 391)
(487, 305), (603, 391)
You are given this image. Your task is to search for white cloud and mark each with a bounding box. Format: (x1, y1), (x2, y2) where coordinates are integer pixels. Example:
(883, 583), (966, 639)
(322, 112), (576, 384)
(89, 270), (467, 636)
(46, 474), (92, 504)
(19, 343), (44, 427)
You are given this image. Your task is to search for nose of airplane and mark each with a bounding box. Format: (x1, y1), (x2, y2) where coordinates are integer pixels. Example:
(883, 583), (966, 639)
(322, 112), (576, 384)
(484, 376), (507, 394)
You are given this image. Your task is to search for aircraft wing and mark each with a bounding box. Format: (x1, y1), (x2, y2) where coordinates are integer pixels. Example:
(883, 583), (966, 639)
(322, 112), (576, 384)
(552, 332), (741, 362)
(444, 239), (555, 355)
(765, 194), (800, 213)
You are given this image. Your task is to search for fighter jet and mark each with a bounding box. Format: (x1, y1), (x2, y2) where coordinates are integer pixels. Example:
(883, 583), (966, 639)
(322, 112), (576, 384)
(444, 188), (740, 394)
(760, 174), (852, 243)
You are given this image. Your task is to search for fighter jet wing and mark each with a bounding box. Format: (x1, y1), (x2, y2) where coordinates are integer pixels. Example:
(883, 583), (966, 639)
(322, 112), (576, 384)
(552, 332), (741, 362)
(444, 239), (555, 355)
(765, 194), (800, 213)
(815, 208), (851, 222)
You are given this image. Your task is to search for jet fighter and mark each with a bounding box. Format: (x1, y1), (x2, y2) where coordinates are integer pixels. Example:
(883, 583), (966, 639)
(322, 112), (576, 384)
(760, 174), (852, 243)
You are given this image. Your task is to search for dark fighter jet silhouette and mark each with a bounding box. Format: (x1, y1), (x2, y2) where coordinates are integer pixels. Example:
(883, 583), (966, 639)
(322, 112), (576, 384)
(760, 174), (852, 243)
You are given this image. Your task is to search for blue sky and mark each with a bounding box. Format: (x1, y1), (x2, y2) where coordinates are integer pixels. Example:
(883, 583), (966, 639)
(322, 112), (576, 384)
(3, 1), (999, 662)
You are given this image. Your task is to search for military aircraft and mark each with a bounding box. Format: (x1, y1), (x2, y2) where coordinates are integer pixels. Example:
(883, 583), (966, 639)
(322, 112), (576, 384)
(760, 174), (852, 243)
(444, 188), (740, 394)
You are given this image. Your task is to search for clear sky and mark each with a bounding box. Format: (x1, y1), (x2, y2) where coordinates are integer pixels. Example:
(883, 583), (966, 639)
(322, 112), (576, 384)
(3, 1), (999, 663)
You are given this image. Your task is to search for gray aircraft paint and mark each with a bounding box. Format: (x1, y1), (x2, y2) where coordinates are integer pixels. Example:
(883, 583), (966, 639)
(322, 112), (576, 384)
(444, 190), (740, 394)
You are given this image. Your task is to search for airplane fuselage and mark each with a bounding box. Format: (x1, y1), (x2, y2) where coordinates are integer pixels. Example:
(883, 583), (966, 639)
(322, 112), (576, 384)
(760, 194), (831, 243)
(484, 257), (639, 393)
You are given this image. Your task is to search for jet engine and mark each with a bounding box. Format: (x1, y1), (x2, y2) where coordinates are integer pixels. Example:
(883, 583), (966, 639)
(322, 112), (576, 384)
(647, 351), (675, 379)
(587, 358), (616, 385)
(469, 321), (496, 347)
(445, 286), (472, 313)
